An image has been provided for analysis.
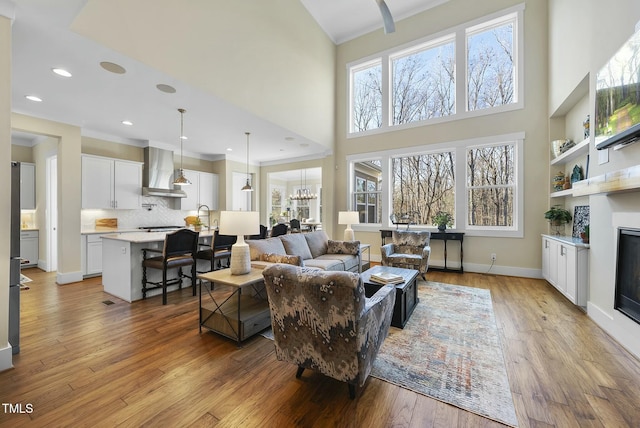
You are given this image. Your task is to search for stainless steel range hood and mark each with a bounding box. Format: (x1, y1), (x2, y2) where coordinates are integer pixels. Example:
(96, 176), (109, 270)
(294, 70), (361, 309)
(142, 147), (187, 198)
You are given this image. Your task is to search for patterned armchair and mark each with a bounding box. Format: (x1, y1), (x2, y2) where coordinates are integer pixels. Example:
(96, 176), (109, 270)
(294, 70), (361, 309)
(261, 264), (396, 398)
(380, 230), (431, 279)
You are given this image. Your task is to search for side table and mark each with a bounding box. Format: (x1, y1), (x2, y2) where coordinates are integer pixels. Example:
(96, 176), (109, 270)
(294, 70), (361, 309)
(198, 268), (271, 346)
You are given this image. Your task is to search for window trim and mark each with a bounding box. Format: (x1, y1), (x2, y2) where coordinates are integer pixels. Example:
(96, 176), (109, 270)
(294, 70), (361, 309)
(346, 132), (525, 238)
(346, 3), (525, 139)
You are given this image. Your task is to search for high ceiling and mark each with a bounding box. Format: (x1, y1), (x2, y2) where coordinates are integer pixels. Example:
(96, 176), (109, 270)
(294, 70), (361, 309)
(8, 0), (445, 164)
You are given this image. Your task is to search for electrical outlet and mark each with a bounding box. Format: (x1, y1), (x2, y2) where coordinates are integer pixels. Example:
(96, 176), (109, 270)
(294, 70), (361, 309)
(490, 253), (497, 261)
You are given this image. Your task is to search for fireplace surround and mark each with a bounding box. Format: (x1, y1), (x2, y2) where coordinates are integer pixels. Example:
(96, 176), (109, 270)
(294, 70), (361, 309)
(615, 227), (640, 325)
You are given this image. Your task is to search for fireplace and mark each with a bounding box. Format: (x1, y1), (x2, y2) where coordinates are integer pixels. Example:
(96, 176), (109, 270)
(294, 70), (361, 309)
(615, 227), (640, 324)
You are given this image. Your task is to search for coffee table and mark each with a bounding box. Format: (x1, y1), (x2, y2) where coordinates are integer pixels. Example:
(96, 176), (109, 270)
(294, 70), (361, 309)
(361, 265), (419, 329)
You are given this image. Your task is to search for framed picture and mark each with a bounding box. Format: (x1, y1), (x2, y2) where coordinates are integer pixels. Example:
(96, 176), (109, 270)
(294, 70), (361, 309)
(572, 205), (590, 238)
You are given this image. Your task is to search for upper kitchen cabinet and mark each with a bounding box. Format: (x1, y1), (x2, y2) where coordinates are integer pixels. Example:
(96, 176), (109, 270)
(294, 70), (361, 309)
(82, 155), (142, 210)
(20, 162), (36, 210)
(179, 169), (219, 211)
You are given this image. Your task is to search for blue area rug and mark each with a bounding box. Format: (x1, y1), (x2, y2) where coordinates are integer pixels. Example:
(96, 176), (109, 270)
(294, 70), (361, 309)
(371, 281), (518, 427)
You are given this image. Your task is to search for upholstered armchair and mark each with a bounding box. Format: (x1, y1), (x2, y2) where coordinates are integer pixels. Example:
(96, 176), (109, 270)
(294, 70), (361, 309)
(380, 230), (431, 279)
(261, 264), (396, 398)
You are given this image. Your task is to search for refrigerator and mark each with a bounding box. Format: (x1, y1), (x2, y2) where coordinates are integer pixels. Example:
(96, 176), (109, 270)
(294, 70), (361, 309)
(9, 162), (20, 354)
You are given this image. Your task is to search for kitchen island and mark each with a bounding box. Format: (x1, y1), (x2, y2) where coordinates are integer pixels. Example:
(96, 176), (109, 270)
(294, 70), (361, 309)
(101, 230), (214, 302)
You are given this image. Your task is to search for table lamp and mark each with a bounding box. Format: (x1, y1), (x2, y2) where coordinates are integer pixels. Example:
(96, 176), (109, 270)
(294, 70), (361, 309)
(338, 211), (360, 241)
(219, 211), (260, 275)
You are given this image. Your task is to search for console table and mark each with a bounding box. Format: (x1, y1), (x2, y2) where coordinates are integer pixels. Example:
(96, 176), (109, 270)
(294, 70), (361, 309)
(380, 229), (464, 273)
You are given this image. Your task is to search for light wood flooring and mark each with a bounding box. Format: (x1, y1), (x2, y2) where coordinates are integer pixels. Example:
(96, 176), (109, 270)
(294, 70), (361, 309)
(1, 267), (640, 427)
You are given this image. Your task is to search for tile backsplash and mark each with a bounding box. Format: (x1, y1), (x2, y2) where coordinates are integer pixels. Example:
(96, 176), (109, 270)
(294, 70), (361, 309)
(81, 196), (216, 230)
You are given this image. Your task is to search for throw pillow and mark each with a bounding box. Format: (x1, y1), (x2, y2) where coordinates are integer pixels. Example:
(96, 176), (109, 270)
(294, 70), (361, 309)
(260, 253), (303, 267)
(279, 233), (313, 260)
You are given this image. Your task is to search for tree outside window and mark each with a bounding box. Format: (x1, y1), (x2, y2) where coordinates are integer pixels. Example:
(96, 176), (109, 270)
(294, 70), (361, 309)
(391, 38), (455, 125)
(351, 60), (382, 132)
(467, 18), (515, 111)
(391, 152), (455, 226)
(466, 144), (515, 227)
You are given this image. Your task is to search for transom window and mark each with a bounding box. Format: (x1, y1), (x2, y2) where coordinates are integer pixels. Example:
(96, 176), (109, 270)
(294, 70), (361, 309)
(348, 6), (523, 135)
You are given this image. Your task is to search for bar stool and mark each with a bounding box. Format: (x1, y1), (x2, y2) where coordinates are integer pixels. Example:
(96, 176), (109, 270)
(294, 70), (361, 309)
(142, 229), (199, 305)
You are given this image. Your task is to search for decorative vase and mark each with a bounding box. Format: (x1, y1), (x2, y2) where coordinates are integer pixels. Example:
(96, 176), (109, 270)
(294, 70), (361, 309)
(438, 224), (446, 232)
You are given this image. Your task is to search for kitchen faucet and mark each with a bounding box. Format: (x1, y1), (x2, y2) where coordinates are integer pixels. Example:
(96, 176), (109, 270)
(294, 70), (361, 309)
(196, 204), (211, 230)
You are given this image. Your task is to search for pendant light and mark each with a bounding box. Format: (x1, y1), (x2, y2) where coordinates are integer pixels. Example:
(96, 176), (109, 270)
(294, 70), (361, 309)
(173, 108), (191, 186)
(241, 132), (253, 192)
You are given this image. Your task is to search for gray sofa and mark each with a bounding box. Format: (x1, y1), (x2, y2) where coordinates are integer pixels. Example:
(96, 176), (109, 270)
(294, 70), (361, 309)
(247, 230), (361, 272)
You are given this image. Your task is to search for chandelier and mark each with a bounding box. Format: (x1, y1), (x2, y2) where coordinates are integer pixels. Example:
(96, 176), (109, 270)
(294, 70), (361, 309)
(289, 169), (317, 201)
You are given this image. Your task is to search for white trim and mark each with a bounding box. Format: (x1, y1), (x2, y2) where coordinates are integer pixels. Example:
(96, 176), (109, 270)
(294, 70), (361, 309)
(0, 345), (13, 371)
(0, 0), (15, 21)
(588, 301), (640, 360)
(56, 271), (83, 285)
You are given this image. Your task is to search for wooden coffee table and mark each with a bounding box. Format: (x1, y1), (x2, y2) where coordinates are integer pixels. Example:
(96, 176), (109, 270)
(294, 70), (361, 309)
(361, 265), (419, 329)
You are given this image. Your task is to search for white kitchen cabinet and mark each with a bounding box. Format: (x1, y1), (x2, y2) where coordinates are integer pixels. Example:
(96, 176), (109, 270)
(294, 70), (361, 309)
(86, 234), (104, 276)
(20, 162), (36, 210)
(20, 230), (39, 267)
(179, 169), (219, 211)
(541, 235), (589, 307)
(82, 155), (142, 209)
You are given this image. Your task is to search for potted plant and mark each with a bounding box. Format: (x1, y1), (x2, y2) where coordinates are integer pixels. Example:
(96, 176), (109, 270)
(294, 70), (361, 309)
(544, 205), (572, 235)
(193, 217), (204, 232)
(580, 225), (589, 243)
(433, 211), (454, 232)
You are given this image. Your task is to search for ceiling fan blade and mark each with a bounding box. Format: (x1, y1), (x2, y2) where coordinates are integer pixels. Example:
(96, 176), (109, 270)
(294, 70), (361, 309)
(375, 0), (396, 34)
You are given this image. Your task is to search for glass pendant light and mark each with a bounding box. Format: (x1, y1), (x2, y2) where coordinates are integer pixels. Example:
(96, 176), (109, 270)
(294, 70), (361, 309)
(241, 132), (253, 192)
(173, 108), (191, 186)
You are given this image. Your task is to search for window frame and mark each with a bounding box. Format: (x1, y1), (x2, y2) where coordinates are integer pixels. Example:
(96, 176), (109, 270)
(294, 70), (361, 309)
(346, 4), (525, 139)
(346, 132), (524, 238)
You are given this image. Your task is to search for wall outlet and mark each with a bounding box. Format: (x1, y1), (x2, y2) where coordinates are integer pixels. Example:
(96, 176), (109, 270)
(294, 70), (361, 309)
(490, 253), (497, 261)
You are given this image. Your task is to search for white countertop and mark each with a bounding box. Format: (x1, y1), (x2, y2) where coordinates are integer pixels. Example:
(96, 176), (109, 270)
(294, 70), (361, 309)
(101, 229), (215, 243)
(541, 234), (590, 248)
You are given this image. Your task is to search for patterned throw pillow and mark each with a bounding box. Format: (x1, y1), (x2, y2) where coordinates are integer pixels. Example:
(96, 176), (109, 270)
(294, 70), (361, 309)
(260, 253), (304, 267)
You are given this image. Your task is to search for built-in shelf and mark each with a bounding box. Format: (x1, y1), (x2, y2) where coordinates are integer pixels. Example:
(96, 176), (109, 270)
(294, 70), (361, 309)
(550, 138), (590, 166)
(573, 164), (640, 196)
(550, 188), (574, 198)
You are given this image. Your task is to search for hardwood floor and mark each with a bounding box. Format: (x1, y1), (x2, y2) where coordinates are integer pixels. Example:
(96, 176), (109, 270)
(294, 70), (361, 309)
(2, 267), (640, 427)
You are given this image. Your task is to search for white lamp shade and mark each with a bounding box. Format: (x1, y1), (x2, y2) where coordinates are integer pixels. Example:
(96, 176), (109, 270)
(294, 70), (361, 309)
(338, 211), (360, 225)
(219, 211), (260, 236)
(219, 211), (260, 275)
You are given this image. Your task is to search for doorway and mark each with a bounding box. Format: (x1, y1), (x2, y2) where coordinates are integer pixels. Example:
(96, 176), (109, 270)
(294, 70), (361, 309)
(46, 155), (58, 272)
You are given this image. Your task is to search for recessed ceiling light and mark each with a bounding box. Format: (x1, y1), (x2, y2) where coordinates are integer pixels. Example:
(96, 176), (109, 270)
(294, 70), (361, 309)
(100, 61), (126, 74)
(52, 68), (72, 77)
(226, 148), (233, 151)
(285, 136), (295, 141)
(300, 143), (309, 147)
(180, 135), (187, 140)
(121, 120), (133, 126)
(156, 84), (176, 94)
(25, 95), (42, 102)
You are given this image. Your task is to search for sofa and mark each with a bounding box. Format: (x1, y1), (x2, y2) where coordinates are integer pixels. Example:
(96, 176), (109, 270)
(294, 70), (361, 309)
(247, 230), (361, 272)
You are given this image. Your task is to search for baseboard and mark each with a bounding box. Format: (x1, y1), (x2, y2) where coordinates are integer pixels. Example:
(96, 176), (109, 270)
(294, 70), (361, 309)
(56, 270), (83, 285)
(37, 259), (48, 272)
(587, 301), (640, 360)
(0, 344), (14, 372)
(445, 262), (542, 279)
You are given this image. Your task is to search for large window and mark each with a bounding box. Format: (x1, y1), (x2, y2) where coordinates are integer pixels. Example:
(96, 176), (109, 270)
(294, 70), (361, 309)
(467, 17), (516, 111)
(391, 37), (455, 125)
(348, 133), (523, 237)
(466, 143), (516, 228)
(351, 60), (382, 132)
(391, 151), (455, 226)
(348, 6), (523, 135)
(353, 161), (382, 224)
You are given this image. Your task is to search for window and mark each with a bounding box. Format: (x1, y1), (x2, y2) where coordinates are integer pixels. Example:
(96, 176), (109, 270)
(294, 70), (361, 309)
(391, 37), (455, 125)
(347, 132), (524, 237)
(467, 15), (516, 111)
(466, 143), (516, 228)
(347, 6), (523, 136)
(353, 161), (382, 224)
(391, 151), (455, 226)
(351, 60), (382, 132)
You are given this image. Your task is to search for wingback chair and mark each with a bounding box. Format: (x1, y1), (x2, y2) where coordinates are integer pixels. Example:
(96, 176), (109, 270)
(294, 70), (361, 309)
(261, 264), (396, 398)
(380, 230), (431, 279)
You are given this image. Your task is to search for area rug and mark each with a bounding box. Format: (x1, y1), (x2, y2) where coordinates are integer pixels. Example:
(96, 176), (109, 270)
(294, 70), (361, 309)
(371, 281), (518, 427)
